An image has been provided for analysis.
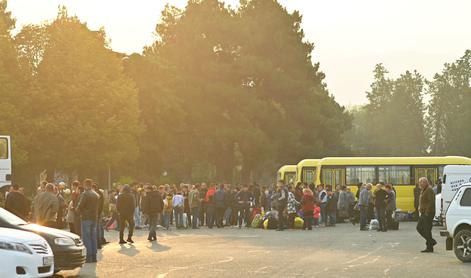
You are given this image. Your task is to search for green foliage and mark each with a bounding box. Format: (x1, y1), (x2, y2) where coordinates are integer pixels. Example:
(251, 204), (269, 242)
(427, 50), (471, 156)
(346, 65), (427, 156)
(129, 0), (351, 183)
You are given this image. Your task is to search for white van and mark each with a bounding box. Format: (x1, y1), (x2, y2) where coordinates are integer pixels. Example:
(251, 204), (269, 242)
(441, 165), (471, 218)
(440, 183), (471, 262)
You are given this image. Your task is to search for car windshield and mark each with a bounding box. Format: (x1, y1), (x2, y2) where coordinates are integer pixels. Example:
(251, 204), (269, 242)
(0, 208), (28, 226)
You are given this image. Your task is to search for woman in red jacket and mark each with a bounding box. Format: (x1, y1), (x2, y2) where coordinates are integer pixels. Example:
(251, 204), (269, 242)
(301, 188), (315, 230)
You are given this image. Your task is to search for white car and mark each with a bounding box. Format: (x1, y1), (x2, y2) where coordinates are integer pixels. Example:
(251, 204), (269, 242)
(441, 183), (471, 262)
(0, 227), (54, 277)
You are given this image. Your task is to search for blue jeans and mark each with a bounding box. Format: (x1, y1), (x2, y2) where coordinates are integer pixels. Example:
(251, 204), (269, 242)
(191, 207), (199, 228)
(224, 207), (232, 225)
(174, 207), (183, 228)
(134, 207), (141, 227)
(81, 220), (97, 260)
(163, 211), (171, 229)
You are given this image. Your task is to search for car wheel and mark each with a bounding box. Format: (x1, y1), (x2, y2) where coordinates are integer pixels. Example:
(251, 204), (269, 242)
(454, 229), (471, 262)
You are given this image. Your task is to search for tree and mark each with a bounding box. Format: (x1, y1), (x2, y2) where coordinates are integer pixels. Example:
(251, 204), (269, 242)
(133, 0), (351, 183)
(427, 50), (471, 156)
(347, 65), (427, 156)
(25, 8), (141, 179)
(0, 0), (31, 174)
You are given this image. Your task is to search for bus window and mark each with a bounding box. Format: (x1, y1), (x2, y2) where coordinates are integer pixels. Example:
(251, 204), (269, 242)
(0, 138), (7, 159)
(322, 168), (345, 186)
(415, 168), (437, 185)
(378, 166), (410, 185)
(346, 166), (375, 184)
(303, 168), (316, 184)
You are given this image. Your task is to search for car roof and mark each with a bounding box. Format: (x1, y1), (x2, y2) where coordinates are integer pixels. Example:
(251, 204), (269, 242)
(0, 227), (44, 243)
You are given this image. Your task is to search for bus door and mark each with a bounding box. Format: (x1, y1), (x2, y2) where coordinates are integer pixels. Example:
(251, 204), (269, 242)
(302, 168), (317, 184)
(415, 167), (438, 185)
(322, 168), (345, 187)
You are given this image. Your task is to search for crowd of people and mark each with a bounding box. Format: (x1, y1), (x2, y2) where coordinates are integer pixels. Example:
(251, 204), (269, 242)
(2, 175), (439, 264)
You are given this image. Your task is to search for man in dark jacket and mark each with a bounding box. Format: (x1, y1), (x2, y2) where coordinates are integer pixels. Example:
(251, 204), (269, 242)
(374, 184), (389, 232)
(236, 185), (253, 228)
(417, 177), (437, 253)
(214, 185), (226, 228)
(76, 179), (99, 263)
(141, 185), (164, 242)
(117, 184), (136, 244)
(93, 183), (108, 248)
(5, 184), (29, 220)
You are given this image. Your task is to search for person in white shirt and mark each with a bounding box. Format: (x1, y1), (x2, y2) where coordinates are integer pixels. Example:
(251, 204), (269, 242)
(172, 192), (185, 229)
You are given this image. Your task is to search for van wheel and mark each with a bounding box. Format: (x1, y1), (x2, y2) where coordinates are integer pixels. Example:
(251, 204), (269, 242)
(454, 229), (471, 262)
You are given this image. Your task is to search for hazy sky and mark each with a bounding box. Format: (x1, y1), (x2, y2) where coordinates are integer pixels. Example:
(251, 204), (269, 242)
(6, 0), (471, 106)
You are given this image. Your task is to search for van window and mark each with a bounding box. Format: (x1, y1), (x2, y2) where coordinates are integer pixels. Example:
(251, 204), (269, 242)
(460, 188), (471, 207)
(0, 138), (7, 159)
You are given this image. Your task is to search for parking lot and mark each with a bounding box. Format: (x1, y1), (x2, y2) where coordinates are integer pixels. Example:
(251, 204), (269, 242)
(58, 222), (471, 278)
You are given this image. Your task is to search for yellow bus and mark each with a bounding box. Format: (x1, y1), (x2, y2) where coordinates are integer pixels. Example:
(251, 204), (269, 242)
(295, 159), (320, 185)
(300, 156), (471, 212)
(277, 165), (297, 184)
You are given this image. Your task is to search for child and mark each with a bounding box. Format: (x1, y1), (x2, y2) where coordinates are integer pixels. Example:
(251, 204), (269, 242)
(313, 201), (321, 227)
(301, 188), (315, 230)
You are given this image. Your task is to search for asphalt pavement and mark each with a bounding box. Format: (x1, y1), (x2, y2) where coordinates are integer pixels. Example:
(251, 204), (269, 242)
(57, 222), (471, 278)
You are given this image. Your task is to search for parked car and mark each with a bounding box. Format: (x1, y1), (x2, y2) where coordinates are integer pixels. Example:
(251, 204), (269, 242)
(0, 227), (54, 278)
(440, 183), (471, 262)
(0, 208), (86, 272)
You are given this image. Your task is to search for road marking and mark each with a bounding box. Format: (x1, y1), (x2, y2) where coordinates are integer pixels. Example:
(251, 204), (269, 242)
(344, 246), (383, 264)
(218, 256), (234, 263)
(157, 266), (189, 278)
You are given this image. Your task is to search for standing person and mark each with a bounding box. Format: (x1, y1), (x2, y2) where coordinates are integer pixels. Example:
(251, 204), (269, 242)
(70, 181), (83, 236)
(413, 183), (421, 220)
(223, 185), (234, 226)
(235, 185), (253, 228)
(92, 183), (107, 248)
(272, 182), (288, 231)
(55, 184), (67, 229)
(313, 201), (321, 227)
(182, 185), (191, 228)
(317, 185), (328, 226)
(117, 185), (136, 244)
(417, 177), (437, 253)
(189, 184), (201, 229)
(374, 184), (389, 232)
(163, 193), (173, 230)
(141, 185), (164, 242)
(205, 185), (216, 229)
(214, 184), (226, 228)
(172, 191), (184, 229)
(358, 184), (371, 231)
(287, 186), (300, 229)
(385, 184), (396, 229)
(34, 183), (59, 228)
(132, 183), (142, 229)
(326, 186), (337, 227)
(301, 188), (315, 230)
(199, 183), (208, 226)
(5, 184), (29, 220)
(76, 179), (99, 263)
(337, 186), (350, 222)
